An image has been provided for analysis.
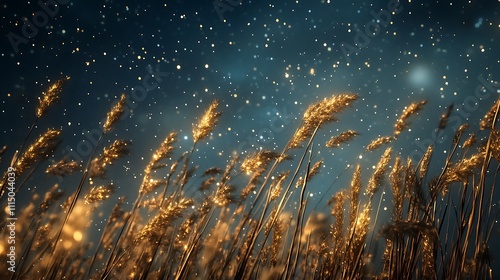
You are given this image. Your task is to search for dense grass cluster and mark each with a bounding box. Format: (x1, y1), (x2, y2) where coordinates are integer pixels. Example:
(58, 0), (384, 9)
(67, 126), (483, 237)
(0, 78), (499, 279)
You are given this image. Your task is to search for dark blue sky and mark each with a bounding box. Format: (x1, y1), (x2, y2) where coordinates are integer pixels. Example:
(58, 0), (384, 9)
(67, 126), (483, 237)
(2, 0), (498, 187)
(1, 0), (500, 275)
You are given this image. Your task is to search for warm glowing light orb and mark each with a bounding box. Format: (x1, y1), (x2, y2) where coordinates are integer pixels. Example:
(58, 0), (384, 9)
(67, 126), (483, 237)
(73, 231), (83, 242)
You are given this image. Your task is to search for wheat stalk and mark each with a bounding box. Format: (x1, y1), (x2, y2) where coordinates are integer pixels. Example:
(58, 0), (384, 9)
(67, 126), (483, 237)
(366, 147), (392, 198)
(103, 93), (127, 133)
(394, 100), (427, 138)
(365, 136), (393, 152)
(36, 77), (69, 118)
(325, 130), (358, 148)
(193, 99), (222, 143)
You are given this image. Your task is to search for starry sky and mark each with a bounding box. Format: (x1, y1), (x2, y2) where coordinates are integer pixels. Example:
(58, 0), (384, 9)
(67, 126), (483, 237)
(1, 0), (500, 272)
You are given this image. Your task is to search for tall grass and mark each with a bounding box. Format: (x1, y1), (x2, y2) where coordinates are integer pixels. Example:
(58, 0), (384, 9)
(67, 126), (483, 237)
(0, 79), (499, 279)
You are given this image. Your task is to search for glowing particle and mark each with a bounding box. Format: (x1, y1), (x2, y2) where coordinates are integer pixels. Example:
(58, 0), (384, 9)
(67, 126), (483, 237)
(73, 231), (83, 242)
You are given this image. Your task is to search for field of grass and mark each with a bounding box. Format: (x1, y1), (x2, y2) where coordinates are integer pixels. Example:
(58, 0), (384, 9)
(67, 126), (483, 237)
(0, 78), (499, 279)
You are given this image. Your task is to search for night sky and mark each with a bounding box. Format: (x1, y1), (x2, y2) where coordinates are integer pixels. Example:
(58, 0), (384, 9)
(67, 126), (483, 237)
(1, 0), (500, 276)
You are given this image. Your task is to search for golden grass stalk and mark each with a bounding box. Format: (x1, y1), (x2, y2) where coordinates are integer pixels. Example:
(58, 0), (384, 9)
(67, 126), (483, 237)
(270, 212), (284, 267)
(140, 132), (177, 194)
(419, 145), (433, 180)
(366, 147), (392, 197)
(394, 100), (427, 138)
(463, 133), (477, 149)
(214, 184), (236, 207)
(193, 99), (222, 143)
(174, 213), (198, 250)
(137, 197), (194, 242)
(90, 139), (131, 179)
(270, 171), (290, 201)
(84, 184), (115, 204)
(152, 131), (177, 163)
(389, 157), (404, 221)
(36, 77), (69, 118)
(296, 159), (323, 187)
(240, 150), (284, 175)
(452, 123), (470, 145)
(15, 128), (62, 176)
(103, 93), (126, 133)
(240, 150), (287, 200)
(46, 158), (81, 176)
(329, 190), (346, 258)
(490, 130), (500, 161)
(221, 156), (238, 185)
(422, 234), (437, 279)
(325, 130), (358, 148)
(289, 94), (358, 148)
(348, 164), (362, 231)
(285, 149), (314, 279)
(348, 202), (371, 276)
(480, 95), (500, 130)
(442, 150), (486, 186)
(404, 157), (417, 203)
(365, 136), (393, 152)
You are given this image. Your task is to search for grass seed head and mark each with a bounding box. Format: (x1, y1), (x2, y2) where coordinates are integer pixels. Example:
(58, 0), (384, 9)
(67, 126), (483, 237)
(103, 93), (127, 133)
(193, 100), (221, 143)
(36, 77), (69, 118)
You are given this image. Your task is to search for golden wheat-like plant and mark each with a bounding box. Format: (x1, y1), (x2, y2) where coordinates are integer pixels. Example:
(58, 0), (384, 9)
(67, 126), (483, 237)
(347, 164), (362, 231)
(480, 96), (500, 130)
(84, 184), (115, 204)
(269, 171), (289, 202)
(140, 132), (177, 194)
(442, 150), (485, 185)
(325, 130), (358, 148)
(394, 100), (427, 138)
(296, 159), (323, 187)
(193, 99), (222, 143)
(389, 157), (404, 221)
(240, 150), (283, 175)
(36, 77), (69, 118)
(366, 147), (392, 197)
(419, 145), (433, 180)
(46, 158), (81, 177)
(289, 94), (358, 148)
(103, 93), (127, 133)
(329, 190), (346, 258)
(90, 139), (130, 179)
(463, 133), (477, 149)
(15, 129), (61, 175)
(365, 136), (393, 152)
(137, 197), (194, 242)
